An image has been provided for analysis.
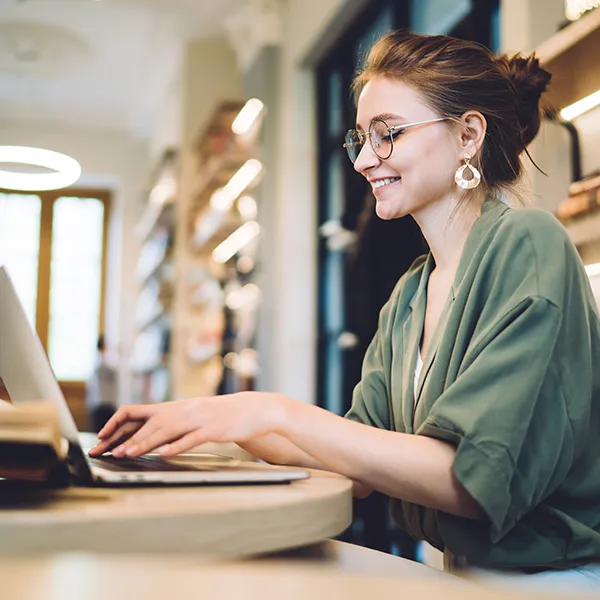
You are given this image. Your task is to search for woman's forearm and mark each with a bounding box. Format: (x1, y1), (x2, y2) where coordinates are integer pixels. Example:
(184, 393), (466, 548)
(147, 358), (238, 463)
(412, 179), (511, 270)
(237, 432), (374, 498)
(276, 396), (483, 520)
(237, 433), (326, 470)
(237, 433), (373, 498)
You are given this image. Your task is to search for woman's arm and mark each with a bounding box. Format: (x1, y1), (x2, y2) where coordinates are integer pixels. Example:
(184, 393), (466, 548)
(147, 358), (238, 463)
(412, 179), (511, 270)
(274, 395), (483, 519)
(237, 433), (325, 469)
(237, 434), (374, 498)
(90, 391), (474, 511)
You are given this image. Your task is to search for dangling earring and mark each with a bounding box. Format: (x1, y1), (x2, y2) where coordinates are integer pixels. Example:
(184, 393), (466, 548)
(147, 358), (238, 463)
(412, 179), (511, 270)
(454, 153), (481, 190)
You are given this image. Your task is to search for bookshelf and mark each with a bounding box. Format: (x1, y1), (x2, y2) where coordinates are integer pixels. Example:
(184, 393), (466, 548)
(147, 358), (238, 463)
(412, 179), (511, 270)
(535, 9), (600, 246)
(131, 151), (178, 404)
(535, 8), (600, 111)
(170, 100), (264, 401)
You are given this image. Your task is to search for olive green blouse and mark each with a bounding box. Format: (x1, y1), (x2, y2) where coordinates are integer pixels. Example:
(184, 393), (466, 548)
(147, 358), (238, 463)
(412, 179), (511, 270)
(345, 197), (600, 569)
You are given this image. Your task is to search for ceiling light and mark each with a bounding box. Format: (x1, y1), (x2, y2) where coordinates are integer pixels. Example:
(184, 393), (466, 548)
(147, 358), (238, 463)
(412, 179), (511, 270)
(212, 221), (260, 264)
(232, 99), (265, 135)
(238, 195), (258, 220)
(209, 187), (231, 211)
(209, 159), (263, 211)
(0, 146), (81, 191)
(585, 262), (600, 278)
(560, 89), (600, 121)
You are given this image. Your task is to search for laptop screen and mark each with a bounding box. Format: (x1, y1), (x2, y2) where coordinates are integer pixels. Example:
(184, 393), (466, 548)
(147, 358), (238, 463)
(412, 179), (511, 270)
(0, 265), (80, 444)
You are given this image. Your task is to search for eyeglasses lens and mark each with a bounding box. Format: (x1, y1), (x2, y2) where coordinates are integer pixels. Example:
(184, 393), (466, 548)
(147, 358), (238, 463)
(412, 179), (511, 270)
(344, 130), (363, 163)
(369, 120), (393, 160)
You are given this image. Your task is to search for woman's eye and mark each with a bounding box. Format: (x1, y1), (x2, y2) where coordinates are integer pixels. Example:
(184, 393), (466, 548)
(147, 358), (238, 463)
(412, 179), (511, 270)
(390, 129), (405, 140)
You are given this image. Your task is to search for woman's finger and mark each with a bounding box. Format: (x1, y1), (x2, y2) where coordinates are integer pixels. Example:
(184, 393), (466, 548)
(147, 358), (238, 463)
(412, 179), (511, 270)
(88, 421), (143, 456)
(159, 430), (207, 458)
(97, 405), (156, 439)
(114, 419), (175, 458)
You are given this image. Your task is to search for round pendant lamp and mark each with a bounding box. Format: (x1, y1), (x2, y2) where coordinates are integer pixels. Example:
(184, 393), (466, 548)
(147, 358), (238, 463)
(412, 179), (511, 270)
(0, 146), (81, 191)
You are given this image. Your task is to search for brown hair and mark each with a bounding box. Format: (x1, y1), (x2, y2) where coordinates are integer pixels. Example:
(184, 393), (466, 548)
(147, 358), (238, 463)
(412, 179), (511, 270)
(353, 31), (552, 195)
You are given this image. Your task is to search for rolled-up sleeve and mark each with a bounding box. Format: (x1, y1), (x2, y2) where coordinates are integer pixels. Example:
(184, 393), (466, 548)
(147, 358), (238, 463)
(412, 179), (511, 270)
(417, 296), (580, 543)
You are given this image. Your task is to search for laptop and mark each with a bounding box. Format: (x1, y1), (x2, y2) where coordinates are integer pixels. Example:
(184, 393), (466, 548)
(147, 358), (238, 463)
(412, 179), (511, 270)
(0, 265), (309, 486)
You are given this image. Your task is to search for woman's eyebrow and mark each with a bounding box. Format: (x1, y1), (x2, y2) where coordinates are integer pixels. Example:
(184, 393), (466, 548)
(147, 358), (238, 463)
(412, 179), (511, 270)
(373, 112), (404, 122)
(355, 112), (405, 129)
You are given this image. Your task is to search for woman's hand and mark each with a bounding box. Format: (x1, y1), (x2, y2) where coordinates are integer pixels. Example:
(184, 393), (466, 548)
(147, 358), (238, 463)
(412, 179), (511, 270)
(88, 392), (289, 459)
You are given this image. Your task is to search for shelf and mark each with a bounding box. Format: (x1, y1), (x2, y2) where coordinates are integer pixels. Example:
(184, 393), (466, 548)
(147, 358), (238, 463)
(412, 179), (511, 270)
(564, 210), (600, 246)
(191, 151), (248, 209)
(132, 149), (178, 404)
(195, 101), (246, 154)
(138, 257), (172, 289)
(137, 309), (172, 335)
(131, 362), (169, 376)
(535, 9), (600, 111)
(191, 209), (244, 255)
(135, 201), (175, 243)
(168, 99), (262, 401)
(535, 9), (600, 63)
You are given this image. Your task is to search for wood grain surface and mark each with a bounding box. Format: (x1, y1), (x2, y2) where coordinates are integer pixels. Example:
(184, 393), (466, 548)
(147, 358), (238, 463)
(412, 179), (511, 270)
(0, 468), (352, 557)
(1, 549), (592, 600)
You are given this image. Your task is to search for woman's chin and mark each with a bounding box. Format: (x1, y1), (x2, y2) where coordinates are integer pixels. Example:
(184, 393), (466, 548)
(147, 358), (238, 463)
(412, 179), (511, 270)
(375, 198), (405, 220)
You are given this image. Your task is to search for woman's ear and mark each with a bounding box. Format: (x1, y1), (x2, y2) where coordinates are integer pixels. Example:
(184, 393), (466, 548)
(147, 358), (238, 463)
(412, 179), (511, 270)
(458, 110), (487, 159)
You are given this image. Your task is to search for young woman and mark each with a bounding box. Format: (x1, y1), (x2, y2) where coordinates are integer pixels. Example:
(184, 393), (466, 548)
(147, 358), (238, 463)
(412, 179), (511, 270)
(90, 32), (600, 584)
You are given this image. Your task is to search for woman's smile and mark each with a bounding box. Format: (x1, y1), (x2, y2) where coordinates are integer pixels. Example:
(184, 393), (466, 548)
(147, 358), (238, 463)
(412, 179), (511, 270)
(371, 176), (402, 197)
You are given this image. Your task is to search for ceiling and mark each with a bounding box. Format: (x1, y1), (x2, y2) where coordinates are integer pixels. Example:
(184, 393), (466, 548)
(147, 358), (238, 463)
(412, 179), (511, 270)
(0, 0), (246, 139)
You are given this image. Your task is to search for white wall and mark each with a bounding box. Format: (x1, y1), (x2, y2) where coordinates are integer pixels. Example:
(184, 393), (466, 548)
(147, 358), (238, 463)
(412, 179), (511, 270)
(0, 120), (149, 406)
(501, 0), (566, 54)
(182, 38), (244, 146)
(147, 73), (182, 167)
(271, 0), (346, 403)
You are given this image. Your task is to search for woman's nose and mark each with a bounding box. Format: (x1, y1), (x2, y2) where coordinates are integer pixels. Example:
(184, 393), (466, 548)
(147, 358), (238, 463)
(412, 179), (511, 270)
(353, 140), (380, 174)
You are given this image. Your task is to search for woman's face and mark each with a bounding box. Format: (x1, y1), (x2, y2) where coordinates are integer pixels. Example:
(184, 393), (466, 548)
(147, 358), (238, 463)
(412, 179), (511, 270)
(354, 76), (461, 221)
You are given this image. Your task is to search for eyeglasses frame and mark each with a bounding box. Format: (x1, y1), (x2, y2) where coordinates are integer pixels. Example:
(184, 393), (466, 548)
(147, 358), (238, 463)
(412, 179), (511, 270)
(343, 116), (449, 163)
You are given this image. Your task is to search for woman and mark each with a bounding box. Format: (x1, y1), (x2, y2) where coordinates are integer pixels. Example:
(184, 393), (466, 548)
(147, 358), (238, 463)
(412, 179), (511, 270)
(90, 32), (600, 584)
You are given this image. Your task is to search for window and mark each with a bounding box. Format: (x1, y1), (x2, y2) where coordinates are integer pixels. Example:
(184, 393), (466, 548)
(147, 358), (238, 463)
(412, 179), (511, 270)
(0, 192), (42, 328)
(316, 1), (409, 417)
(0, 188), (109, 383)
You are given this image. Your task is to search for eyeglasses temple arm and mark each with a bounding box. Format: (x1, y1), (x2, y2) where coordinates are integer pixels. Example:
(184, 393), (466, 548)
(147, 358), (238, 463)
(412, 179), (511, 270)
(388, 117), (447, 132)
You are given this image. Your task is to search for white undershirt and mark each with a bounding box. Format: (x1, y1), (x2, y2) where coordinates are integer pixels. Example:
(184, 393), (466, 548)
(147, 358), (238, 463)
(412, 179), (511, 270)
(414, 347), (424, 400)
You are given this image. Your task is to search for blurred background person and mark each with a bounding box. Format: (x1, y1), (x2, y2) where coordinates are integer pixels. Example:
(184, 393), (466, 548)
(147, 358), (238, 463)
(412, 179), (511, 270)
(86, 335), (117, 433)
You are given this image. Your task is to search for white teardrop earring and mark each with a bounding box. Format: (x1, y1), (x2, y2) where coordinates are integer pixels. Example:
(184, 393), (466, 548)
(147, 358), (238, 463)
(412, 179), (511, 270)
(454, 153), (481, 190)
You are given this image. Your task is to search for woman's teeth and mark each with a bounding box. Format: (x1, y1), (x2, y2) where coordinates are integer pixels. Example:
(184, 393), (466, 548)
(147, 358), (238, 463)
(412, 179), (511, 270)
(373, 177), (400, 189)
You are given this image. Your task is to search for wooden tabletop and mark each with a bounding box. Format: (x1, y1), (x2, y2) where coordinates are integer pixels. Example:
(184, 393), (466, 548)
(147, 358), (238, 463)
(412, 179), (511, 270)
(0, 467), (352, 557)
(1, 552), (590, 600)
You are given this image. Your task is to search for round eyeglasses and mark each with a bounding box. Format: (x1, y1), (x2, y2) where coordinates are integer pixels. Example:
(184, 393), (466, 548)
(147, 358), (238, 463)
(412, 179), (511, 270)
(343, 117), (448, 163)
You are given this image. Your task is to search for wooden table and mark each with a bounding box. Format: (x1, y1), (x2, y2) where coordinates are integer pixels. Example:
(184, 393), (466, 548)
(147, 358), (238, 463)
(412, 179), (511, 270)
(1, 552), (589, 600)
(0, 468), (352, 557)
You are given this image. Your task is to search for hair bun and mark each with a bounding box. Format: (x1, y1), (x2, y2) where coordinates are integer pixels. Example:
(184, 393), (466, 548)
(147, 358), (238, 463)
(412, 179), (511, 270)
(496, 54), (552, 148)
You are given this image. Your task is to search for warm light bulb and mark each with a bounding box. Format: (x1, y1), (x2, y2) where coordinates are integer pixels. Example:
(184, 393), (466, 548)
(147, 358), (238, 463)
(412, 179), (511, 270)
(232, 99), (265, 135)
(560, 89), (600, 121)
(212, 221), (261, 263)
(238, 195), (258, 220)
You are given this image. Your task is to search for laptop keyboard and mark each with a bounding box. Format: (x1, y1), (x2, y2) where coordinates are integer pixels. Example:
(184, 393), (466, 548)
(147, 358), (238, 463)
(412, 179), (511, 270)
(89, 454), (202, 472)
